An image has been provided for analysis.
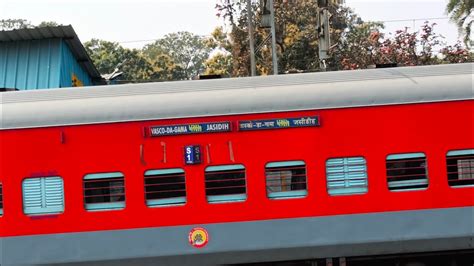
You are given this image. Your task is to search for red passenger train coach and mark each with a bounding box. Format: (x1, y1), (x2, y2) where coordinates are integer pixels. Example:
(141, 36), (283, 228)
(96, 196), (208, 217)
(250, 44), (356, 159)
(0, 63), (473, 265)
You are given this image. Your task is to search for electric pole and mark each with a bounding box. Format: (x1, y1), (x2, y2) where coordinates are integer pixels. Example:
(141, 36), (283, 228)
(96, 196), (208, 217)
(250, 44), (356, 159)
(247, 0), (256, 76)
(317, 0), (331, 71)
(269, 0), (278, 75)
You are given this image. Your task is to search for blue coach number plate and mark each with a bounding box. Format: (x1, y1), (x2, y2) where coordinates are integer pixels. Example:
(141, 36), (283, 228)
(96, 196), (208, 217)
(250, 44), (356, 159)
(185, 145), (202, 165)
(239, 116), (320, 131)
(150, 122), (231, 137)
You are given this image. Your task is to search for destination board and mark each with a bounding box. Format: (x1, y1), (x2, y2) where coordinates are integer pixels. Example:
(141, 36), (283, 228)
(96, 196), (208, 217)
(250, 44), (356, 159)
(239, 116), (320, 131)
(150, 122), (231, 137)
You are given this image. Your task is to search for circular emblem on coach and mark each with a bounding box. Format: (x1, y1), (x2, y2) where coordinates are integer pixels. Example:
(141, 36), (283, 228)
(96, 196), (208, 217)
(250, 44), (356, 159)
(188, 227), (209, 248)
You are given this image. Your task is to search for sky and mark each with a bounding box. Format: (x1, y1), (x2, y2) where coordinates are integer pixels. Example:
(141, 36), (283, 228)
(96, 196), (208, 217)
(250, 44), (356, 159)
(0, 0), (462, 49)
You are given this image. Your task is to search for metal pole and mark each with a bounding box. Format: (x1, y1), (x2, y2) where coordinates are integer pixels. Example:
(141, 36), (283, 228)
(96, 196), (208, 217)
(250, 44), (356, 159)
(247, 0), (256, 76)
(269, 0), (278, 75)
(318, 8), (330, 71)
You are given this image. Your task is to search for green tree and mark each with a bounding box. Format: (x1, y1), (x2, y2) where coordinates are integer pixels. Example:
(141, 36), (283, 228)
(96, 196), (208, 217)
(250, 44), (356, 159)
(84, 39), (153, 81)
(336, 21), (471, 69)
(216, 0), (349, 75)
(446, 0), (473, 47)
(202, 27), (235, 76)
(203, 53), (233, 76)
(149, 53), (187, 81)
(0, 19), (61, 30)
(217, 1), (471, 74)
(143, 32), (213, 79)
(0, 19), (33, 30)
(37, 21), (60, 28)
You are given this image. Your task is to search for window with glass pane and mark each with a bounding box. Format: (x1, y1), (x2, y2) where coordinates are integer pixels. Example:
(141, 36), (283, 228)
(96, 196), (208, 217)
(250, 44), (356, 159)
(386, 153), (428, 191)
(205, 165), (246, 203)
(447, 149), (474, 187)
(22, 177), (64, 215)
(0, 183), (3, 216)
(326, 157), (368, 196)
(145, 168), (186, 207)
(266, 161), (307, 199)
(83, 172), (125, 211)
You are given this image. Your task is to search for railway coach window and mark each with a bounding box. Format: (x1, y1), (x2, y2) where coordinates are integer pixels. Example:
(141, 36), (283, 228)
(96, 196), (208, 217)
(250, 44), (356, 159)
(386, 153), (428, 191)
(205, 164), (247, 203)
(447, 149), (474, 187)
(22, 177), (64, 215)
(83, 172), (125, 211)
(0, 183), (3, 216)
(326, 157), (368, 196)
(145, 168), (186, 207)
(265, 161), (308, 199)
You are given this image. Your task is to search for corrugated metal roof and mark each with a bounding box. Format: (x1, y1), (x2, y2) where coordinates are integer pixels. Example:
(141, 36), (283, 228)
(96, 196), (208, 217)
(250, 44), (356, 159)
(0, 25), (102, 82)
(0, 63), (472, 130)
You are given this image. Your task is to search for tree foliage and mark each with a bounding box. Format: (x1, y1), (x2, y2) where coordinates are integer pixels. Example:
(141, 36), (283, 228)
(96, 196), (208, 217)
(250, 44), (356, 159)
(335, 22), (472, 70)
(216, 0), (472, 74)
(84, 31), (215, 82)
(84, 39), (153, 81)
(37, 21), (60, 28)
(204, 53), (233, 76)
(143, 32), (213, 80)
(0, 19), (33, 30)
(0, 19), (61, 30)
(446, 0), (473, 47)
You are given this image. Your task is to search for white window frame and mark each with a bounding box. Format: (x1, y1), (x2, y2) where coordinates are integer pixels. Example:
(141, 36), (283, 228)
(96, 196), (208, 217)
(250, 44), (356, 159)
(144, 168), (186, 207)
(83, 172), (125, 211)
(265, 161), (308, 199)
(386, 152), (428, 191)
(205, 164), (247, 203)
(447, 149), (474, 188)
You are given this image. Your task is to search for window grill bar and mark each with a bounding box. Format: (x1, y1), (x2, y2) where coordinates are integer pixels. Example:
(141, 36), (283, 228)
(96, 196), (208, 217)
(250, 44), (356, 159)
(265, 173), (307, 178)
(144, 182), (186, 187)
(447, 155), (474, 160)
(447, 163), (474, 167)
(266, 181), (308, 186)
(387, 158), (426, 163)
(387, 173), (427, 179)
(206, 185), (247, 190)
(266, 166), (306, 171)
(205, 177), (247, 183)
(84, 193), (125, 198)
(83, 185), (125, 191)
(449, 177), (474, 181)
(144, 174), (185, 179)
(83, 178), (124, 183)
(447, 170), (474, 175)
(205, 170), (246, 175)
(386, 166), (427, 171)
(145, 189), (187, 194)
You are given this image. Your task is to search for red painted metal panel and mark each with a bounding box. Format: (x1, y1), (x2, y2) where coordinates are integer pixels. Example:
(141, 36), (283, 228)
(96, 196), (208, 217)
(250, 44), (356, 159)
(0, 100), (472, 237)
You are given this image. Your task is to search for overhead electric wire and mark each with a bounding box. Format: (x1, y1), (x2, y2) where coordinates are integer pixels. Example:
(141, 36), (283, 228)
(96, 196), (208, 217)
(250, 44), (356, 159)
(114, 17), (450, 45)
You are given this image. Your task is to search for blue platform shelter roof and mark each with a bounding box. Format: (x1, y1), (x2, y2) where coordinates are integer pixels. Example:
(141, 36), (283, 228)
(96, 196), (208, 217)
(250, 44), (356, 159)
(0, 25), (104, 88)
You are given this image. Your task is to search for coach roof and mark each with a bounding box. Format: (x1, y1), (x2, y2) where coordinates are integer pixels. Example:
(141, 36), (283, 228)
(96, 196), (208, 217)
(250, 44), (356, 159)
(0, 63), (472, 130)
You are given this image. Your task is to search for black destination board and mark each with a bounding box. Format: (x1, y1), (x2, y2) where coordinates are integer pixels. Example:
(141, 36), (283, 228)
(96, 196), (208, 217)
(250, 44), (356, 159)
(239, 116), (320, 131)
(150, 122), (231, 137)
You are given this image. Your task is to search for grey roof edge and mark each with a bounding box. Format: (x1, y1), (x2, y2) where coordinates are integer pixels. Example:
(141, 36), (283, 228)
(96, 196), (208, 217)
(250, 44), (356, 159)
(0, 63), (473, 130)
(2, 63), (473, 104)
(0, 25), (104, 83)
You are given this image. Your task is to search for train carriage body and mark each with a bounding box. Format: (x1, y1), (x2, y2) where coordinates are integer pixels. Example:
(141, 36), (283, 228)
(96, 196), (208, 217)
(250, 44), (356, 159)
(0, 63), (473, 265)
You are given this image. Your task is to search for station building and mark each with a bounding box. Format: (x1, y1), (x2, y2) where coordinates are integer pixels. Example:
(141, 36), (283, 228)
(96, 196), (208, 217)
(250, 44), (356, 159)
(0, 25), (103, 91)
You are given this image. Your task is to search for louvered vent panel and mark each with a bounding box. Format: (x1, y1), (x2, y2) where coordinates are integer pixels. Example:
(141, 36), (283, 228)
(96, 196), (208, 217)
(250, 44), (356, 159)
(326, 157), (368, 195)
(23, 177), (64, 215)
